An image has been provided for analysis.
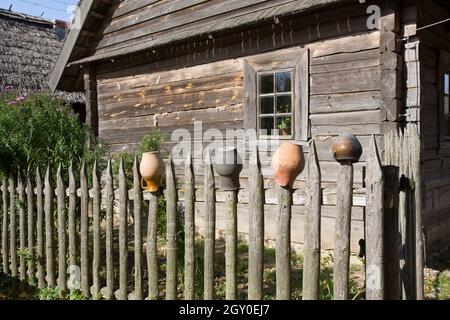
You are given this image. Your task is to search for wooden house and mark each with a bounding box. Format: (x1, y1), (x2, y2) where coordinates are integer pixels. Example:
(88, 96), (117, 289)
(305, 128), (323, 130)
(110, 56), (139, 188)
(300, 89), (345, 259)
(49, 0), (450, 256)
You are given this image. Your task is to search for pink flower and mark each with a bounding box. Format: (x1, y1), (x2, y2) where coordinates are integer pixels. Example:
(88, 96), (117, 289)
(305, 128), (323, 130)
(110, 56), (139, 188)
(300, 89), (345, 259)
(8, 100), (17, 106)
(16, 95), (26, 102)
(4, 85), (14, 91)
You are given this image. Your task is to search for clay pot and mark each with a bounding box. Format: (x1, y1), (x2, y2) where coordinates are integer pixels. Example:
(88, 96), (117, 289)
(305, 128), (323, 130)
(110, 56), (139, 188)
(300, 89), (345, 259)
(140, 151), (165, 192)
(213, 147), (243, 191)
(332, 134), (363, 164)
(271, 143), (305, 187)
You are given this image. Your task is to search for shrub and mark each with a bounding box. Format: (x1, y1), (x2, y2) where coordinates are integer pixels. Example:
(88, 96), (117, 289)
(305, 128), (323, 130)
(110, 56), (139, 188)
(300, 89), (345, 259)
(0, 91), (107, 176)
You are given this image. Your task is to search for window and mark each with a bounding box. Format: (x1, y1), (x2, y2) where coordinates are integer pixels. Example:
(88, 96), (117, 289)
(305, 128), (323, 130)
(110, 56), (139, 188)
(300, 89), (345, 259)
(258, 71), (293, 137)
(439, 50), (450, 147)
(244, 48), (310, 142)
(444, 73), (450, 138)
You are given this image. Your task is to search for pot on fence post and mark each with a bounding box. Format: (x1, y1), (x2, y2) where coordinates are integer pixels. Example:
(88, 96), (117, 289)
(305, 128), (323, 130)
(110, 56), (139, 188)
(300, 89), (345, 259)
(140, 151), (165, 193)
(331, 134), (362, 300)
(213, 147), (242, 300)
(271, 142), (305, 300)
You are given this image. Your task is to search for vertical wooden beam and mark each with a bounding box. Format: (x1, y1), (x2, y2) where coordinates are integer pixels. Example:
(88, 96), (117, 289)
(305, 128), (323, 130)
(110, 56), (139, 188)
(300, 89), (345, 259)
(36, 167), (45, 289)
(184, 151), (195, 300)
(383, 165), (401, 300)
(80, 161), (90, 298)
(225, 190), (238, 300)
(18, 172), (26, 282)
(57, 164), (67, 293)
(147, 191), (159, 300)
(133, 157), (143, 300)
(365, 136), (385, 300)
(248, 147), (264, 300)
(118, 158), (128, 300)
(410, 125), (424, 300)
(204, 151), (216, 300)
(68, 161), (77, 269)
(276, 185), (292, 300)
(9, 172), (17, 279)
(1, 177), (8, 274)
(105, 159), (114, 300)
(333, 162), (353, 300)
(83, 65), (98, 143)
(166, 157), (178, 300)
(302, 141), (321, 300)
(92, 161), (101, 299)
(44, 165), (55, 288)
(26, 169), (35, 284)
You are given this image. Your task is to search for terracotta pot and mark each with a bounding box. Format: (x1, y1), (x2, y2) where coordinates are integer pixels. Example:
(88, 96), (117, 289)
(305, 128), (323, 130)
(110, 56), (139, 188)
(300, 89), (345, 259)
(332, 134), (362, 164)
(140, 151), (165, 192)
(271, 143), (305, 187)
(213, 147), (243, 191)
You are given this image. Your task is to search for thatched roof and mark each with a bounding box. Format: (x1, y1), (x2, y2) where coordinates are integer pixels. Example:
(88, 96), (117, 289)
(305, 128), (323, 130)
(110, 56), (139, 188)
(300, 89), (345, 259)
(0, 8), (84, 103)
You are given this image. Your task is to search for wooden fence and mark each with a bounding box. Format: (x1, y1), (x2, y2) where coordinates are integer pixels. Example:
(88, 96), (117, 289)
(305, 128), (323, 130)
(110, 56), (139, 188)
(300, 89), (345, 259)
(0, 128), (422, 300)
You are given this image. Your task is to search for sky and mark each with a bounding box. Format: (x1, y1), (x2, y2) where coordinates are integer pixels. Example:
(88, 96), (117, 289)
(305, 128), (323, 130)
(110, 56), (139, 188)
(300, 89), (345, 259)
(0, 0), (79, 21)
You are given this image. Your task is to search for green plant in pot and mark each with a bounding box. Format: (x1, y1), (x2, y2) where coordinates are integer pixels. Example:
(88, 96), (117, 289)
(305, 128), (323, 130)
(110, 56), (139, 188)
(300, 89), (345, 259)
(139, 128), (166, 193)
(277, 117), (292, 136)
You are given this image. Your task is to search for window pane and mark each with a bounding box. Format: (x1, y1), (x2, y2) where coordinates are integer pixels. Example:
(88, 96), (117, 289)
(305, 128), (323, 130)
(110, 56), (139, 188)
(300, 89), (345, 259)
(276, 72), (292, 93)
(260, 117), (274, 135)
(277, 95), (292, 113)
(445, 96), (450, 115)
(277, 117), (292, 136)
(260, 75), (274, 94)
(260, 97), (274, 114)
(445, 74), (449, 95)
(446, 117), (450, 137)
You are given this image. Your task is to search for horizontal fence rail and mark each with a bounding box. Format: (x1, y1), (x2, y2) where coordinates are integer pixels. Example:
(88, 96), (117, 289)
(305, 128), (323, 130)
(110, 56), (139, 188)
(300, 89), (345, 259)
(0, 129), (422, 300)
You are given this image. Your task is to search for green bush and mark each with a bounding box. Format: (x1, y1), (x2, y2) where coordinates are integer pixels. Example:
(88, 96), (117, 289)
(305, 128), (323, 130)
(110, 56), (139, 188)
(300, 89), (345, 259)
(0, 91), (107, 176)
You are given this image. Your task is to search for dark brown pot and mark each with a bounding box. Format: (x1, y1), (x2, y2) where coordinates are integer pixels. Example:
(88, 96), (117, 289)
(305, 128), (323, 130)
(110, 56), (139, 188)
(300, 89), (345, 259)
(271, 143), (305, 187)
(332, 134), (363, 164)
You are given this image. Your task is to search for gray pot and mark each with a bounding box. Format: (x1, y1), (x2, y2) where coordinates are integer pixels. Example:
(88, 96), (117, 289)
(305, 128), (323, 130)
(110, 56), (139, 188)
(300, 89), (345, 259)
(213, 147), (243, 191)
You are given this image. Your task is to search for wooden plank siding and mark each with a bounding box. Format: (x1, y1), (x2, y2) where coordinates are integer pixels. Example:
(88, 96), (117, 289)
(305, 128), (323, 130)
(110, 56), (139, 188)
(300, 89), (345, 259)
(416, 0), (450, 253)
(95, 3), (383, 251)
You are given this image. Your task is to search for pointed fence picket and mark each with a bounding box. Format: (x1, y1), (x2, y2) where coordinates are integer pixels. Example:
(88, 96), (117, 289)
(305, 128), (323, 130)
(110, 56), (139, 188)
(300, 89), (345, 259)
(0, 132), (423, 300)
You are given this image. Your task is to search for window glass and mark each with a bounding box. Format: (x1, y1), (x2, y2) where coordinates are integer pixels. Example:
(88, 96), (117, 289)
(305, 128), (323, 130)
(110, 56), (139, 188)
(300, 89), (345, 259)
(260, 75), (274, 94)
(258, 70), (293, 137)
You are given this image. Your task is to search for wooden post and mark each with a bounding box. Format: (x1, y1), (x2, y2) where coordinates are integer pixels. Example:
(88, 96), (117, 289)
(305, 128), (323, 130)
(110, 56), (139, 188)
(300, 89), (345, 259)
(18, 172), (26, 282)
(248, 147), (264, 300)
(147, 191), (159, 300)
(225, 190), (237, 300)
(80, 161), (90, 298)
(166, 157), (178, 300)
(68, 161), (77, 268)
(302, 141), (321, 300)
(83, 66), (99, 142)
(1, 177), (8, 274)
(333, 161), (353, 300)
(92, 161), (101, 299)
(118, 158), (128, 300)
(184, 151), (195, 300)
(133, 157), (143, 300)
(204, 150), (216, 300)
(410, 125), (424, 300)
(26, 168), (35, 284)
(383, 165), (401, 300)
(36, 167), (45, 288)
(276, 185), (292, 300)
(9, 172), (17, 279)
(44, 165), (55, 288)
(56, 164), (67, 293)
(105, 159), (114, 300)
(365, 136), (385, 300)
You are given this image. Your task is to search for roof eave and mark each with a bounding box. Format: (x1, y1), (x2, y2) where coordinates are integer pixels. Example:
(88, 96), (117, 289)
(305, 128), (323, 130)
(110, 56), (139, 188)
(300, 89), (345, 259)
(49, 0), (95, 92)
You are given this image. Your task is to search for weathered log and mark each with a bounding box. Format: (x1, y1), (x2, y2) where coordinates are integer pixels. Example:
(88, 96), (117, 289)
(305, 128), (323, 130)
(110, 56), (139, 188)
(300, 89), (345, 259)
(184, 151), (195, 300)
